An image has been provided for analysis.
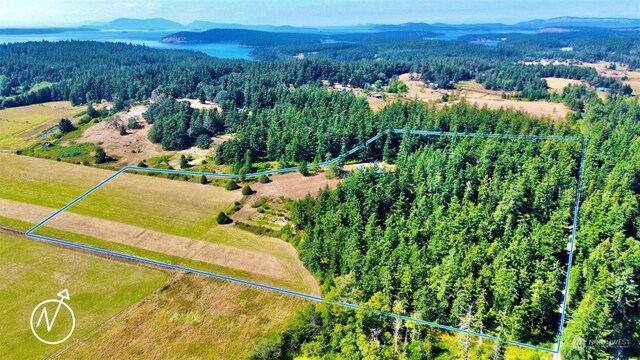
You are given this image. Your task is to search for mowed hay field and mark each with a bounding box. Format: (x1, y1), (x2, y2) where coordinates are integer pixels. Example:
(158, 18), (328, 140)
(543, 77), (583, 92)
(0, 153), (241, 238)
(0, 153), (319, 294)
(0, 232), (168, 360)
(56, 273), (311, 359)
(0, 101), (83, 150)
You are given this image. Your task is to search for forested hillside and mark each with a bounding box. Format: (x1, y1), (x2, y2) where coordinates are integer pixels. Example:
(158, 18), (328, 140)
(0, 41), (630, 110)
(249, 99), (640, 359)
(163, 28), (640, 68)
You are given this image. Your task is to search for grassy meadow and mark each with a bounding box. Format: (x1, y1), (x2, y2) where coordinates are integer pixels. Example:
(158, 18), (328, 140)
(0, 153), (319, 294)
(0, 153), (241, 237)
(0, 232), (168, 360)
(0, 101), (83, 150)
(56, 273), (310, 359)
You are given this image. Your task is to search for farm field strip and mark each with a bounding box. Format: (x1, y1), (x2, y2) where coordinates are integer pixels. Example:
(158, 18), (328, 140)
(0, 198), (297, 284)
(26, 128), (588, 354)
(0, 231), (168, 360)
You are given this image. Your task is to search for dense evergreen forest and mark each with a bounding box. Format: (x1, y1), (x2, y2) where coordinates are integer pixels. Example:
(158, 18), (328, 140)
(164, 28), (640, 68)
(0, 38), (631, 110)
(248, 99), (639, 360)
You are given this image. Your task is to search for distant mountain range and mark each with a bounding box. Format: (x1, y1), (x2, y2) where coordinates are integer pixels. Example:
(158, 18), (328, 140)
(517, 16), (640, 28)
(97, 17), (184, 30)
(2, 17), (638, 37)
(88, 16), (640, 33)
(89, 18), (324, 33)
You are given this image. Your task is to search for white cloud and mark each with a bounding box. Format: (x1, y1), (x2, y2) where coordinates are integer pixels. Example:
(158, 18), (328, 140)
(146, 2), (162, 9)
(114, 2), (139, 8)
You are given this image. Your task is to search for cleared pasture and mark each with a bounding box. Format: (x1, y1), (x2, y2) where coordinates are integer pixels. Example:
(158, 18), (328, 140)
(55, 273), (310, 359)
(0, 153), (319, 294)
(0, 231), (168, 360)
(0, 101), (83, 150)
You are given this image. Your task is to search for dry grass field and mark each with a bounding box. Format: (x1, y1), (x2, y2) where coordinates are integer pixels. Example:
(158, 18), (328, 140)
(0, 198), (305, 288)
(543, 77), (583, 92)
(54, 273), (311, 359)
(176, 98), (222, 111)
(454, 80), (572, 121)
(1, 230), (313, 359)
(0, 153), (241, 237)
(74, 105), (165, 166)
(580, 61), (640, 96)
(0, 231), (168, 360)
(0, 153), (319, 294)
(0, 101), (84, 150)
(390, 74), (573, 121)
(75, 104), (216, 166)
(393, 75), (573, 121)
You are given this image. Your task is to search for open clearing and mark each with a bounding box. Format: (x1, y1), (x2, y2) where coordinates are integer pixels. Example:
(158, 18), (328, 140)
(252, 171), (342, 200)
(452, 97), (571, 121)
(176, 98), (222, 111)
(580, 61), (640, 96)
(0, 199), (308, 288)
(54, 273), (310, 359)
(543, 77), (583, 92)
(0, 231), (168, 360)
(232, 163), (379, 227)
(74, 105), (165, 166)
(74, 104), (216, 166)
(395, 74), (573, 120)
(0, 101), (83, 150)
(0, 153), (319, 294)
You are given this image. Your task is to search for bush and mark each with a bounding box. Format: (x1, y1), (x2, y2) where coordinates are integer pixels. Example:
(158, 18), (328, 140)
(224, 179), (239, 191)
(325, 162), (344, 179)
(127, 117), (142, 129)
(216, 211), (232, 225)
(137, 161), (148, 168)
(119, 125), (127, 136)
(311, 159), (320, 173)
(242, 184), (254, 195)
(94, 147), (108, 164)
(298, 161), (309, 176)
(252, 197), (268, 208)
(78, 115), (92, 125)
(195, 134), (212, 149)
(258, 174), (270, 183)
(58, 118), (75, 133)
(200, 174), (208, 184)
(87, 104), (99, 119)
(179, 154), (189, 169)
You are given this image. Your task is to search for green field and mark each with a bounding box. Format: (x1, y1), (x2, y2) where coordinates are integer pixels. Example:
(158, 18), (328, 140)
(0, 215), (312, 293)
(0, 232), (168, 360)
(0, 153), (319, 294)
(0, 153), (241, 237)
(0, 101), (83, 150)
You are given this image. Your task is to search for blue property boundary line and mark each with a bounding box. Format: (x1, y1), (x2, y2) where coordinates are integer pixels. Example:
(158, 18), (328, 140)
(24, 129), (587, 354)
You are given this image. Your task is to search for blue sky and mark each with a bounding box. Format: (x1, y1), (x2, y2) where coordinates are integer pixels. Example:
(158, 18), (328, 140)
(1, 0), (639, 27)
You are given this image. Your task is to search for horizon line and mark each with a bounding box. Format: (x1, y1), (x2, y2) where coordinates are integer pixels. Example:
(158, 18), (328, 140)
(3, 15), (640, 30)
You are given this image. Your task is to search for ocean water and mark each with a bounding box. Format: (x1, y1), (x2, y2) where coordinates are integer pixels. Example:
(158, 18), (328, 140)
(0, 30), (254, 60)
